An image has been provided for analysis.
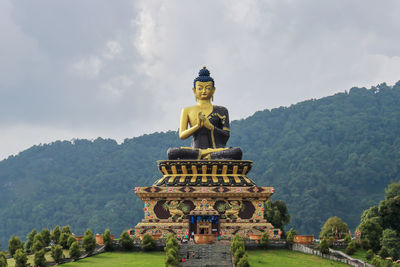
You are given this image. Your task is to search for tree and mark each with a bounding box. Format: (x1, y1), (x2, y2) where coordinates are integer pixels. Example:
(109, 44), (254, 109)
(234, 246), (245, 265)
(13, 249), (27, 267)
(346, 241), (357, 255)
(237, 253), (250, 267)
(260, 232), (269, 249)
(61, 225), (71, 235)
(34, 249), (47, 267)
(344, 235), (351, 245)
(164, 235), (179, 267)
(119, 231), (133, 251)
(103, 229), (113, 251)
(366, 249), (374, 261)
(32, 233), (45, 253)
(264, 200), (290, 232)
(379, 182), (400, 232)
(141, 233), (155, 251)
(165, 249), (178, 267)
(8, 236), (23, 257)
(24, 229), (37, 253)
(380, 229), (400, 260)
(51, 226), (61, 244)
(286, 228), (298, 245)
(320, 216), (349, 238)
(51, 244), (64, 264)
(67, 235), (77, 249)
(0, 251), (7, 267)
(69, 242), (81, 261)
(357, 217), (383, 252)
(82, 229), (96, 255)
(319, 238), (330, 254)
(41, 228), (51, 247)
(230, 235), (244, 254)
(59, 233), (69, 249)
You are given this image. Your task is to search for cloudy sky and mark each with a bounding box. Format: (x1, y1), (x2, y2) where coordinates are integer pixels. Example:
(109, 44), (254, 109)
(1, 0), (400, 160)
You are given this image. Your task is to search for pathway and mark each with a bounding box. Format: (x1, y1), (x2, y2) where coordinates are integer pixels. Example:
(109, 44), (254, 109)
(179, 242), (232, 267)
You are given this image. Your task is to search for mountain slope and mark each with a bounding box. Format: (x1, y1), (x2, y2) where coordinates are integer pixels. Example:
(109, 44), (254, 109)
(1, 81), (400, 248)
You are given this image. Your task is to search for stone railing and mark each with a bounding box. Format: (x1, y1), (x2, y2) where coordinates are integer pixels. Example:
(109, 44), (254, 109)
(292, 243), (373, 267)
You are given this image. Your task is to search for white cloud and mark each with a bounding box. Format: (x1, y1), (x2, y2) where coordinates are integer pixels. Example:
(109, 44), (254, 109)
(1, 0), (400, 160)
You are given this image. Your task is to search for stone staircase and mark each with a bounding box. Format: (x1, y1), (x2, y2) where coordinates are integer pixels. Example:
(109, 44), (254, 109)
(179, 243), (232, 267)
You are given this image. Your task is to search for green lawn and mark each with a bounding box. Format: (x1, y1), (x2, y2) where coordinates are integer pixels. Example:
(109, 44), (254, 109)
(60, 252), (165, 267)
(248, 249), (349, 267)
(338, 248), (369, 263)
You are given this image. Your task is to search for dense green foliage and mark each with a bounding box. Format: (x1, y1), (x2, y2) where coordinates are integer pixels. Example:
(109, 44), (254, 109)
(319, 239), (330, 254)
(286, 228), (298, 245)
(320, 216), (349, 238)
(264, 199), (290, 234)
(0, 251), (7, 267)
(1, 82), (400, 248)
(13, 249), (27, 267)
(34, 249), (47, 267)
(8, 236), (22, 257)
(103, 229), (113, 251)
(357, 181), (400, 260)
(164, 234), (179, 267)
(82, 229), (96, 255)
(141, 233), (155, 252)
(260, 232), (269, 248)
(51, 244), (64, 263)
(69, 242), (81, 260)
(118, 231), (133, 251)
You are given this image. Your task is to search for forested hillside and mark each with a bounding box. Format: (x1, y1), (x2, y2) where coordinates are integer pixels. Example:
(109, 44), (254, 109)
(1, 81), (400, 248)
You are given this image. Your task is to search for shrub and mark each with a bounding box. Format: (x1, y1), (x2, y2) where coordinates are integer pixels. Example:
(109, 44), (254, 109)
(0, 251), (7, 267)
(82, 229), (96, 255)
(34, 249), (47, 267)
(41, 228), (51, 247)
(13, 249), (27, 267)
(8, 236), (23, 257)
(344, 235), (351, 245)
(141, 233), (156, 251)
(59, 233), (69, 249)
(361, 238), (371, 250)
(366, 249), (374, 261)
(237, 253), (250, 267)
(51, 244), (64, 263)
(119, 231), (133, 251)
(164, 234), (179, 267)
(24, 229), (37, 253)
(67, 235), (77, 249)
(69, 242), (81, 260)
(319, 238), (330, 254)
(379, 246), (390, 258)
(328, 236), (335, 247)
(103, 229), (113, 251)
(286, 228), (298, 245)
(230, 234), (244, 254)
(260, 232), (269, 249)
(234, 246), (245, 265)
(51, 225), (61, 244)
(165, 249), (178, 267)
(346, 241), (357, 255)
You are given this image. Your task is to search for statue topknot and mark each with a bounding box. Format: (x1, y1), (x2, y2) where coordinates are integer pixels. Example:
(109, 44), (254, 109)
(194, 66), (214, 87)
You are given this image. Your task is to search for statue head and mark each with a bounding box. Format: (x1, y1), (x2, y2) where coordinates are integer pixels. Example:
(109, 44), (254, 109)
(193, 66), (215, 101)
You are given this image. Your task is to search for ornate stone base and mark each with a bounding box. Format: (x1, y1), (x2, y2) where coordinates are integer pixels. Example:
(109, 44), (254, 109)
(133, 160), (281, 241)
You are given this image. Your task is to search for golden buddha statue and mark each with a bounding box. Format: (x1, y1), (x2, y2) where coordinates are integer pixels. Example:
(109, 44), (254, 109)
(167, 66), (242, 160)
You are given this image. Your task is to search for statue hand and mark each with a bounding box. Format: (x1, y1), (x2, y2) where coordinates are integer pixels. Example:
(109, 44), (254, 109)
(203, 117), (214, 130)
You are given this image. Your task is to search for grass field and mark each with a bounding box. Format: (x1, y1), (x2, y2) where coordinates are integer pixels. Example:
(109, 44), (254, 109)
(7, 250), (69, 267)
(248, 249), (349, 267)
(60, 252), (165, 267)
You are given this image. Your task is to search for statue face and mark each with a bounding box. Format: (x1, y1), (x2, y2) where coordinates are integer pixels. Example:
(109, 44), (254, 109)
(193, 81), (215, 100)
